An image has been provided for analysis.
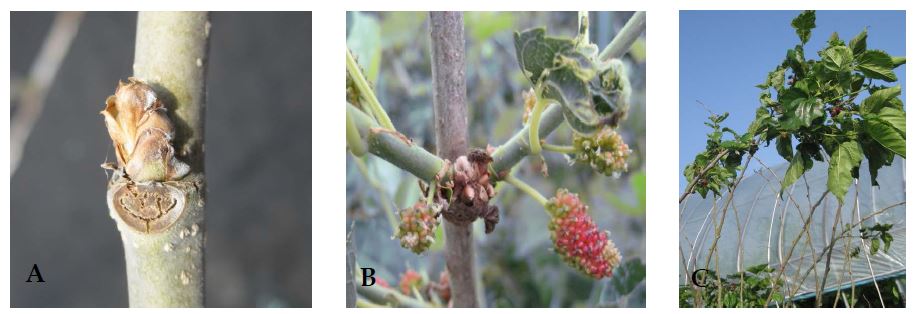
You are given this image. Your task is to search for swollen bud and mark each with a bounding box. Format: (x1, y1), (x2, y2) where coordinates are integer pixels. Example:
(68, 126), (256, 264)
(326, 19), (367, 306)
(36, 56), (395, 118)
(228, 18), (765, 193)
(100, 78), (189, 182)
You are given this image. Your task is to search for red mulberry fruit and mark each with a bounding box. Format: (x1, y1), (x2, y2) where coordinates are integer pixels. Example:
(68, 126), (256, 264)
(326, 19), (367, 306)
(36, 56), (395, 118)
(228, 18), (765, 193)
(546, 189), (621, 279)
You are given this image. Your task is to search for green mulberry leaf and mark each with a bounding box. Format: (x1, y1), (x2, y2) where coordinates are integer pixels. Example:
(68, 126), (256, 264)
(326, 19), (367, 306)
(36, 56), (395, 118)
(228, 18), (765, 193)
(791, 11), (816, 44)
(856, 50), (897, 82)
(782, 150), (813, 190)
(827, 141), (863, 202)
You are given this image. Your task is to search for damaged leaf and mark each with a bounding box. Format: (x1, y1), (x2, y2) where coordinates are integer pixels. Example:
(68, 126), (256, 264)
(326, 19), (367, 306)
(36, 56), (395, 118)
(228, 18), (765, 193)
(514, 27), (630, 135)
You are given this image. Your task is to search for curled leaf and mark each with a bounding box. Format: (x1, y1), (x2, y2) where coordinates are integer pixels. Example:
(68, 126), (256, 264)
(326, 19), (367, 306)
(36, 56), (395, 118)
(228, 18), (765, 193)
(513, 28), (630, 135)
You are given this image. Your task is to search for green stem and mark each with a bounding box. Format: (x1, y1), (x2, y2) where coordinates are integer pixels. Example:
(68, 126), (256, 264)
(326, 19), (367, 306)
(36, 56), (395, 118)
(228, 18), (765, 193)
(356, 299), (389, 308)
(503, 173), (548, 206)
(599, 11), (646, 61)
(425, 179), (436, 206)
(542, 143), (578, 154)
(827, 89), (866, 104)
(352, 155), (399, 232)
(347, 49), (395, 131)
(528, 98), (549, 156)
(357, 284), (434, 308)
(348, 104), (445, 182)
(576, 11), (589, 46)
(347, 104), (367, 156)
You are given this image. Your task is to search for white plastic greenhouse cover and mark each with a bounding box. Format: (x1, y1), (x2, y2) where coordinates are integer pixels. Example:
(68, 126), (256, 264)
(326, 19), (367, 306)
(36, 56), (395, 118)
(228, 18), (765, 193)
(680, 157), (905, 299)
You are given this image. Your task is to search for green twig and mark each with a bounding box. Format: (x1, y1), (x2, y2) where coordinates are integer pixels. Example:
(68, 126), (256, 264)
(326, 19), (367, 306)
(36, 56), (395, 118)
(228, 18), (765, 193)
(356, 299), (389, 308)
(347, 104), (367, 156)
(503, 173), (548, 206)
(348, 103), (445, 182)
(542, 143), (578, 154)
(425, 179), (436, 206)
(357, 284), (434, 308)
(599, 11), (646, 61)
(528, 98), (549, 156)
(353, 155), (399, 232)
(577, 11), (589, 45)
(347, 49), (395, 131)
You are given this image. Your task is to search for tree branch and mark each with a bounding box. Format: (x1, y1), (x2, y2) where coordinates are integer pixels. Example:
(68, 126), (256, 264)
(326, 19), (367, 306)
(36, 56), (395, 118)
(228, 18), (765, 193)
(347, 12), (647, 184)
(429, 11), (479, 308)
(490, 103), (564, 177)
(348, 103), (445, 182)
(109, 12), (210, 307)
(599, 11), (646, 61)
(357, 284), (435, 308)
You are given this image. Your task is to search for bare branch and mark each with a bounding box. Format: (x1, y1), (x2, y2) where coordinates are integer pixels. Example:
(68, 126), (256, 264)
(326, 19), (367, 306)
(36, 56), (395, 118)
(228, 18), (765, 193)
(429, 11), (480, 308)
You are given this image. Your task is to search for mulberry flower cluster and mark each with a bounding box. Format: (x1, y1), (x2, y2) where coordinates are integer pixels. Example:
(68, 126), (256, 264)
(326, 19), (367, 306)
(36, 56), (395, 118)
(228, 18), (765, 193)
(393, 200), (441, 254)
(572, 126), (631, 177)
(546, 189), (621, 279)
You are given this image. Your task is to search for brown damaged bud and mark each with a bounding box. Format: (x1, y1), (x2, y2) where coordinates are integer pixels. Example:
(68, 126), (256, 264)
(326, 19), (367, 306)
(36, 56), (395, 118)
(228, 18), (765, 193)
(425, 271), (451, 304)
(442, 148), (500, 232)
(452, 148), (495, 206)
(482, 205), (500, 234)
(100, 78), (189, 182)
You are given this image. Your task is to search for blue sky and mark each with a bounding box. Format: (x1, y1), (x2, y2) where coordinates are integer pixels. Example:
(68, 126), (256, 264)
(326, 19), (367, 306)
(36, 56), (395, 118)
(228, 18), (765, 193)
(679, 11), (906, 190)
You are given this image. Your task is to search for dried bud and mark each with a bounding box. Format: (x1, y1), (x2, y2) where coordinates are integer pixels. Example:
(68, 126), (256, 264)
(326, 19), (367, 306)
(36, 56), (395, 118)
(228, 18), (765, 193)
(101, 78), (188, 182)
(482, 205), (500, 234)
(443, 148), (499, 232)
(452, 148), (495, 205)
(572, 126), (631, 177)
(426, 271), (451, 304)
(547, 189), (621, 279)
(394, 201), (441, 254)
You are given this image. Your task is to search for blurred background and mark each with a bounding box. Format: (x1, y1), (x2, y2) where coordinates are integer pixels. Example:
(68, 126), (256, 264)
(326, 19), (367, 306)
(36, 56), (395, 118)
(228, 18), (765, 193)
(11, 12), (312, 307)
(346, 12), (646, 307)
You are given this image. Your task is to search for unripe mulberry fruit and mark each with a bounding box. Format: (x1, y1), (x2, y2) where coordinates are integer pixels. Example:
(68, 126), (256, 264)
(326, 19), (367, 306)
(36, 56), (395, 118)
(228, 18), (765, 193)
(572, 126), (631, 177)
(546, 189), (621, 279)
(394, 201), (441, 254)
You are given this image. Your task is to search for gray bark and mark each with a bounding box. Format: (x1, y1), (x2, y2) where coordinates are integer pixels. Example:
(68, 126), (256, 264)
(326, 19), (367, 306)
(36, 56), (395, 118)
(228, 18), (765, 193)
(108, 12), (210, 307)
(429, 11), (479, 308)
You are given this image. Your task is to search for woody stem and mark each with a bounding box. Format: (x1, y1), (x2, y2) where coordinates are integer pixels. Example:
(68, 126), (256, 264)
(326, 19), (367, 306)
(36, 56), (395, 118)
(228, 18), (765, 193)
(110, 12), (209, 307)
